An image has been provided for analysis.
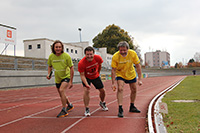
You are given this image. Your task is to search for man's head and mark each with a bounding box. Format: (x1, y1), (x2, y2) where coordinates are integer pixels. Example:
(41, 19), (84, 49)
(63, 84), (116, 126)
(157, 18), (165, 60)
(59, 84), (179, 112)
(117, 41), (129, 57)
(51, 40), (64, 55)
(84, 46), (95, 62)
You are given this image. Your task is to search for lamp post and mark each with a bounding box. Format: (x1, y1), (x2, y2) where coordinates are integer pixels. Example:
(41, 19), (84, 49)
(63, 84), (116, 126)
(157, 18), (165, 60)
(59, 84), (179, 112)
(78, 27), (82, 42)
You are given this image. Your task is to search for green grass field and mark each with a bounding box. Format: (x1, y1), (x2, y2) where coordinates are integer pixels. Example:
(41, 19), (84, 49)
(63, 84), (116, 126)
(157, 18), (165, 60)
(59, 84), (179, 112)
(162, 76), (200, 132)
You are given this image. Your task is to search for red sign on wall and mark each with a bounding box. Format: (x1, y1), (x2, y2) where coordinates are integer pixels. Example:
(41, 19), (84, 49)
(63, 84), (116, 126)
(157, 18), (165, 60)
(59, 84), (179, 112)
(7, 30), (12, 38)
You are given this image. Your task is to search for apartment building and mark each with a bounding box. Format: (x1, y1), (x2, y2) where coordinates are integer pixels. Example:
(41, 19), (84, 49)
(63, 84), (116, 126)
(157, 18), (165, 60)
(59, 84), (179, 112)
(145, 50), (170, 68)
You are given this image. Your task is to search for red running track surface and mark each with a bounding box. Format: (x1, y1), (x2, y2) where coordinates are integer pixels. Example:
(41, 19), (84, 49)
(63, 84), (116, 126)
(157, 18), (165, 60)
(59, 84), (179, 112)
(0, 76), (185, 133)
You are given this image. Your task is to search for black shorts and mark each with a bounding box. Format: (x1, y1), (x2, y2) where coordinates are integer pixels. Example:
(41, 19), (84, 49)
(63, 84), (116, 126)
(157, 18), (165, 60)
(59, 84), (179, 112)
(56, 78), (70, 89)
(82, 76), (104, 89)
(116, 77), (137, 84)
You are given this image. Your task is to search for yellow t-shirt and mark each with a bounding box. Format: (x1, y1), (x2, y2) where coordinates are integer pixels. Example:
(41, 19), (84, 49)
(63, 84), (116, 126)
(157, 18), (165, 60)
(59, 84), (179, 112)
(47, 53), (73, 83)
(111, 49), (140, 80)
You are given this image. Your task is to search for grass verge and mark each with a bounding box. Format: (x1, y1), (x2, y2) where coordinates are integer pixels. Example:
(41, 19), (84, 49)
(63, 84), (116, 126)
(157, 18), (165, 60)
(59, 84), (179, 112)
(161, 75), (200, 132)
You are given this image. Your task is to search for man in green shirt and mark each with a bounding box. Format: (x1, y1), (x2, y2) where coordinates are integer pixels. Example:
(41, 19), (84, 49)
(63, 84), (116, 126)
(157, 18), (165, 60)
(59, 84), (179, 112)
(47, 40), (74, 118)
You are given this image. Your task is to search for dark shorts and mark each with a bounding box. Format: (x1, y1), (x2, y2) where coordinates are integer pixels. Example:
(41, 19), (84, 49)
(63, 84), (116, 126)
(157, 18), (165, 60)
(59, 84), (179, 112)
(82, 76), (104, 89)
(56, 78), (70, 89)
(116, 77), (137, 84)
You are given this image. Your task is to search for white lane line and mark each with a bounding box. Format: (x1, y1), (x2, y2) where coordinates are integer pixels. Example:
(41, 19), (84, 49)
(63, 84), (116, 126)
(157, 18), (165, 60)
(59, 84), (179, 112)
(0, 77), (179, 130)
(0, 97), (58, 112)
(0, 94), (57, 104)
(0, 105), (60, 128)
(29, 116), (146, 119)
(0, 92), (100, 128)
(0, 98), (84, 128)
(61, 77), (185, 133)
(61, 94), (129, 133)
(147, 76), (185, 133)
(61, 117), (85, 133)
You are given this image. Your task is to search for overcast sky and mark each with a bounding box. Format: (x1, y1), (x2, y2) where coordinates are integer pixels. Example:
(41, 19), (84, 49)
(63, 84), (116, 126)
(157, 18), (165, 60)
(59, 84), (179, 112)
(1, 0), (200, 65)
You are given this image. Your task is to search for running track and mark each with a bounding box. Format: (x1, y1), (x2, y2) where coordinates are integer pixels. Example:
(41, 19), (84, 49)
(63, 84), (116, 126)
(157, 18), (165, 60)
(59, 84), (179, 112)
(0, 76), (185, 133)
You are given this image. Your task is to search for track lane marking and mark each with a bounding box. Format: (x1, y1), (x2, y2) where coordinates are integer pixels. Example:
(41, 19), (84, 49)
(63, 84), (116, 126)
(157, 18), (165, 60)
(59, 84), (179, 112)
(0, 105), (60, 128)
(0, 77), (185, 131)
(61, 94), (129, 133)
(29, 116), (146, 119)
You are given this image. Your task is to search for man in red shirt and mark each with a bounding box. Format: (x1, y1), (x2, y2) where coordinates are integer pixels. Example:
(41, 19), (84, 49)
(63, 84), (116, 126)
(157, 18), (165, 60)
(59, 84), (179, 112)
(78, 46), (108, 116)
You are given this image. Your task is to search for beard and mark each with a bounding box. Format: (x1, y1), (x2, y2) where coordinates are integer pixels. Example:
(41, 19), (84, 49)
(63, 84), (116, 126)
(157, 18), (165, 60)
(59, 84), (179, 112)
(121, 53), (127, 57)
(86, 57), (93, 61)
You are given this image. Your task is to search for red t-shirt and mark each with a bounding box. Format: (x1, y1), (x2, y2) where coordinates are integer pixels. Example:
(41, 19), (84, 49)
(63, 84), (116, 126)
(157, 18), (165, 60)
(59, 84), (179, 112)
(78, 55), (103, 79)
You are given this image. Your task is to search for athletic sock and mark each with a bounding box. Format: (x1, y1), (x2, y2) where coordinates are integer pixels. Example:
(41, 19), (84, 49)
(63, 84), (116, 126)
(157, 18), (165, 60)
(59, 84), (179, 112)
(119, 105), (123, 109)
(62, 107), (66, 111)
(130, 103), (135, 107)
(119, 105), (123, 113)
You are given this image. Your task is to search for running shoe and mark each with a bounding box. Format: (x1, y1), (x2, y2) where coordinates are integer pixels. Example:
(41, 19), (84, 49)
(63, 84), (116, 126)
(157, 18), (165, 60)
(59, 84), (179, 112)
(84, 108), (91, 117)
(129, 106), (141, 113)
(57, 109), (68, 118)
(99, 101), (108, 111)
(66, 103), (74, 112)
(118, 107), (124, 118)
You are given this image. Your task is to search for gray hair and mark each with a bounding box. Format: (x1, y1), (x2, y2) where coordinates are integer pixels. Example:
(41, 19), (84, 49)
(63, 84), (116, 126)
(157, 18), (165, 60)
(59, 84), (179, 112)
(117, 41), (129, 50)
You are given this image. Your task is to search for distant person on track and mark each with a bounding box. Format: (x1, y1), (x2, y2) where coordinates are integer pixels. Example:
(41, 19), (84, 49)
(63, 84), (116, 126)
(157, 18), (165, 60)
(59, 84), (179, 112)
(111, 41), (142, 118)
(192, 69), (196, 76)
(78, 46), (108, 117)
(47, 40), (74, 118)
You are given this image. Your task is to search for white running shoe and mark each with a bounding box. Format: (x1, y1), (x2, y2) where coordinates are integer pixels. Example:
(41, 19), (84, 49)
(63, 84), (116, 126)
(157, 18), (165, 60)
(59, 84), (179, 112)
(84, 108), (91, 117)
(100, 101), (108, 111)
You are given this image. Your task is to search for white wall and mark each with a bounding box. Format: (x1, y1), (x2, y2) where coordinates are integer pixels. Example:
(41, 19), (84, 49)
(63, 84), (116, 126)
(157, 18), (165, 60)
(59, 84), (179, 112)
(145, 52), (153, 67)
(24, 38), (89, 61)
(106, 53), (113, 69)
(45, 39), (54, 59)
(64, 44), (83, 61)
(24, 38), (113, 68)
(24, 39), (49, 58)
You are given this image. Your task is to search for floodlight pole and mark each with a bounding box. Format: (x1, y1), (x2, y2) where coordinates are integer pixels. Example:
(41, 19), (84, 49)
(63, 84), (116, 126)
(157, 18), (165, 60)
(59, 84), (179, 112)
(78, 28), (82, 42)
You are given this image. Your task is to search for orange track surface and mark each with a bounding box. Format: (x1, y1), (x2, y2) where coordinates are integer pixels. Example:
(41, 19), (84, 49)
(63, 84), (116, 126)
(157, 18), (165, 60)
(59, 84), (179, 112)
(0, 76), (185, 133)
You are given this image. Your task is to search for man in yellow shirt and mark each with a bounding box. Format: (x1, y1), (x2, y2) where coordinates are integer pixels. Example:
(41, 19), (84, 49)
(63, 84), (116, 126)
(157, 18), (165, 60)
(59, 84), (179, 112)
(111, 41), (142, 118)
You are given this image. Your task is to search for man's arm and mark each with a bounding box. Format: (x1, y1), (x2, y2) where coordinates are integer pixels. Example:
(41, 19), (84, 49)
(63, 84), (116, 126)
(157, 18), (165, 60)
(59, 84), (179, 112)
(80, 72), (91, 89)
(111, 68), (117, 91)
(68, 66), (74, 89)
(98, 64), (102, 74)
(135, 63), (142, 86)
(47, 66), (52, 80)
(111, 68), (116, 85)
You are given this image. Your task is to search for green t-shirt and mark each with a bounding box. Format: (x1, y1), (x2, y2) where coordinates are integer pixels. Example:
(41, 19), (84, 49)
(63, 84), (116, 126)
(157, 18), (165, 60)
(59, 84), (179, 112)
(47, 53), (73, 83)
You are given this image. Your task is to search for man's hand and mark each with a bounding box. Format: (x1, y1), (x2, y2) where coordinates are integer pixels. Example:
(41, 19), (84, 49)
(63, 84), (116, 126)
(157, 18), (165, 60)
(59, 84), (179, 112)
(68, 82), (73, 89)
(111, 84), (116, 91)
(138, 80), (143, 86)
(85, 85), (91, 90)
(46, 75), (51, 80)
